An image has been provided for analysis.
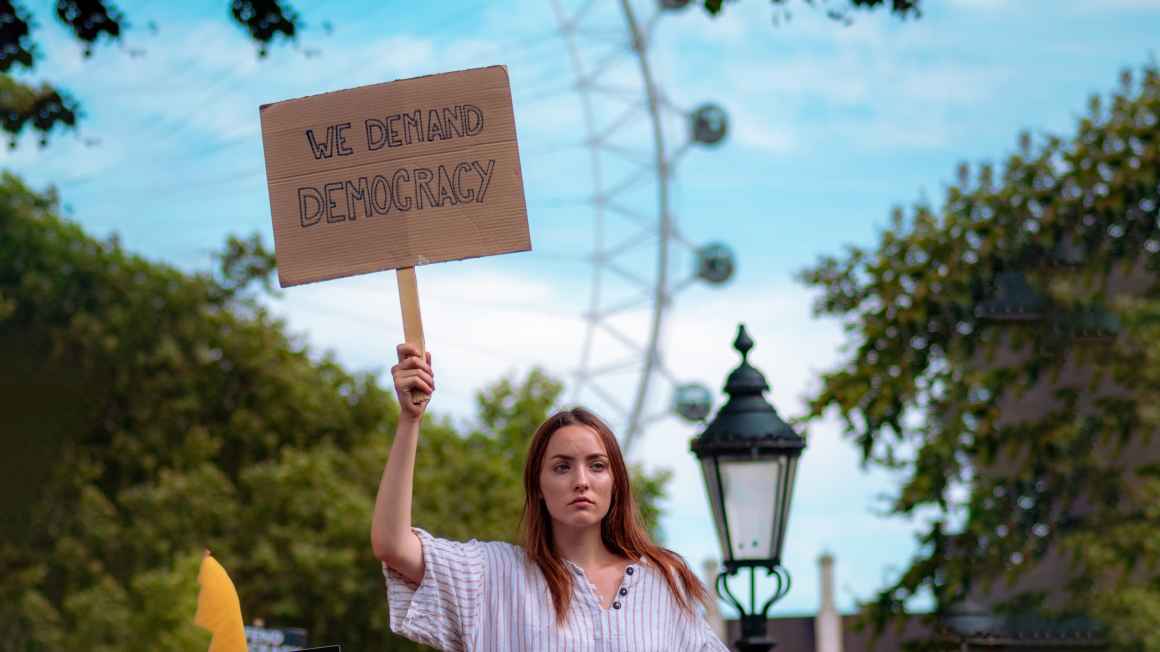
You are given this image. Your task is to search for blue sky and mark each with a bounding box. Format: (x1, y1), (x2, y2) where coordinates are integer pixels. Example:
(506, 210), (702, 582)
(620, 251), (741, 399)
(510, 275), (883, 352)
(8, 0), (1160, 618)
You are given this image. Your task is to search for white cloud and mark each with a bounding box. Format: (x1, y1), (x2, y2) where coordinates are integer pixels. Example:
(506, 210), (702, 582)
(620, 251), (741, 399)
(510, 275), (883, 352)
(711, 48), (1005, 153)
(729, 105), (799, 154)
(654, 1), (1011, 154)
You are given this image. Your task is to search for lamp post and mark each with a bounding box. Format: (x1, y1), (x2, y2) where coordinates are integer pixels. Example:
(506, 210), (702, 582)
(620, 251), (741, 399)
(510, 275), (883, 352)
(690, 324), (806, 652)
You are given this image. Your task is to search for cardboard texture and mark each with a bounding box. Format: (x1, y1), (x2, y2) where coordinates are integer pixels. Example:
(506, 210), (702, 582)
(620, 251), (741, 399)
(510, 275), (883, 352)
(259, 66), (530, 287)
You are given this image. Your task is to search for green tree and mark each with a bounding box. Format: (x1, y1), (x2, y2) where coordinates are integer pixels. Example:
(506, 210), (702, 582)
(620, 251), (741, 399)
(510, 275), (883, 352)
(0, 174), (672, 650)
(798, 64), (1160, 649)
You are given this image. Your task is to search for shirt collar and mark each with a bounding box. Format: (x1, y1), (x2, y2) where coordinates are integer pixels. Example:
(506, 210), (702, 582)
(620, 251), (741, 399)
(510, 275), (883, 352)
(562, 558), (644, 588)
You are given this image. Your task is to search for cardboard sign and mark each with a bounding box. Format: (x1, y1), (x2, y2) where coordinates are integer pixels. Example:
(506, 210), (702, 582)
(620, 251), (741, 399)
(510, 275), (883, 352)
(259, 66), (530, 287)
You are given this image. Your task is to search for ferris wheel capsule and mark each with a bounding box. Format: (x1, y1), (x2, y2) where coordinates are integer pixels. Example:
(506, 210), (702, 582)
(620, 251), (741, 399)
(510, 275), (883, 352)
(691, 103), (728, 145)
(695, 242), (736, 285)
(674, 383), (713, 422)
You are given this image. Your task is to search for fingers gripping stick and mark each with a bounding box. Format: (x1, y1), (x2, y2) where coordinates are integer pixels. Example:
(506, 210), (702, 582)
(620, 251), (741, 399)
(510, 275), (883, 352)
(396, 267), (430, 406)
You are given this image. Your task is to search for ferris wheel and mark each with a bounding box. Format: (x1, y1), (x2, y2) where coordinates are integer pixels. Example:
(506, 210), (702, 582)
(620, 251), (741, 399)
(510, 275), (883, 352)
(544, 0), (736, 455)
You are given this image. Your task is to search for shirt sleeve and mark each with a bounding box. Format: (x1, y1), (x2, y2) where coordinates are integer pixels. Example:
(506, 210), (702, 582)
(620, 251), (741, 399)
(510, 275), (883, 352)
(682, 599), (730, 652)
(382, 527), (485, 652)
(695, 615), (731, 652)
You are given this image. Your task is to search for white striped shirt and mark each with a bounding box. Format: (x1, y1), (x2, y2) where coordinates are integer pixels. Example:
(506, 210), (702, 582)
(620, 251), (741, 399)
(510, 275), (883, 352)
(383, 528), (730, 652)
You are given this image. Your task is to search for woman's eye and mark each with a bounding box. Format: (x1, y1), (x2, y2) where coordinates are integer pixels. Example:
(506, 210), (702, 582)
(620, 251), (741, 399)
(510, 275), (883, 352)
(554, 464), (569, 473)
(591, 462), (607, 471)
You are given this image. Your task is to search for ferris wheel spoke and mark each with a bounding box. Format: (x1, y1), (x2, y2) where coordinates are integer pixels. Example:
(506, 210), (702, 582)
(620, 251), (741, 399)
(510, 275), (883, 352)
(570, 27), (632, 46)
(659, 92), (691, 118)
(666, 139), (693, 169)
(564, 0), (600, 29)
(637, 408), (675, 431)
(574, 47), (634, 89)
(581, 355), (642, 379)
(595, 141), (653, 169)
(588, 291), (653, 321)
(601, 226), (657, 260)
(603, 200), (655, 227)
(595, 319), (644, 354)
(669, 272), (700, 297)
(586, 381), (629, 418)
(451, 297), (580, 318)
(517, 59), (588, 92)
(507, 30), (565, 56)
(483, 39), (565, 73)
(524, 250), (590, 265)
(516, 72), (582, 98)
(522, 140), (587, 158)
(644, 8), (663, 44)
(516, 85), (576, 106)
(590, 102), (645, 144)
(599, 167), (652, 201)
(665, 223), (698, 253)
(572, 321), (599, 403)
(601, 260), (653, 292)
(582, 82), (645, 103)
(650, 356), (680, 385)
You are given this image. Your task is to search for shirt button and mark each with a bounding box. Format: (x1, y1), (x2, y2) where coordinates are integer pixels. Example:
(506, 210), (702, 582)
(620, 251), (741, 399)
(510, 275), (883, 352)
(619, 588), (627, 596)
(612, 601), (621, 609)
(625, 567), (634, 575)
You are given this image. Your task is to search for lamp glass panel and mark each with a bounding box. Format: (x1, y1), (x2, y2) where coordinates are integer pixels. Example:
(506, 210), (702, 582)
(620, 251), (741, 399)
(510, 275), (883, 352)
(772, 456), (799, 561)
(720, 458), (782, 560)
(699, 457), (730, 560)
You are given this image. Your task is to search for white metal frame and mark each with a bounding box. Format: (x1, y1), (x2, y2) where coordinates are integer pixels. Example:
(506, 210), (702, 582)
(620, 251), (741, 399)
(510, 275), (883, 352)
(550, 0), (712, 454)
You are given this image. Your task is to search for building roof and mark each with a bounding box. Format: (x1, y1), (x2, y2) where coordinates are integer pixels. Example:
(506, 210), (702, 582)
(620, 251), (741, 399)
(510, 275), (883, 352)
(725, 612), (1108, 652)
(725, 614), (935, 652)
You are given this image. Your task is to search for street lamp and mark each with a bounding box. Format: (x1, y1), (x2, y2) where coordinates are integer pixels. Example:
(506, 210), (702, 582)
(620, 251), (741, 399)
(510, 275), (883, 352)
(690, 324), (807, 652)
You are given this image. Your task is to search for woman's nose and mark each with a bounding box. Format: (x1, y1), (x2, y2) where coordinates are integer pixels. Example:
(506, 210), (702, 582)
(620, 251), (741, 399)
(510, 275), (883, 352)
(573, 467), (590, 489)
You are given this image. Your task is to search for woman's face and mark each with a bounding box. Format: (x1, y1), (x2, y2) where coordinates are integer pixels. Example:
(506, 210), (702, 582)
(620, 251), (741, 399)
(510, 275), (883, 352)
(539, 424), (615, 531)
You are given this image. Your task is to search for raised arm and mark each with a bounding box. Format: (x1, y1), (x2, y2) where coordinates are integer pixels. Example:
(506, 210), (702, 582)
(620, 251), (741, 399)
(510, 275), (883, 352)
(371, 343), (435, 585)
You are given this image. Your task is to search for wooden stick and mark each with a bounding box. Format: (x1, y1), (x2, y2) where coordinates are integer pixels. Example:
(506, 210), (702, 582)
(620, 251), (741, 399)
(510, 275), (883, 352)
(396, 267), (430, 406)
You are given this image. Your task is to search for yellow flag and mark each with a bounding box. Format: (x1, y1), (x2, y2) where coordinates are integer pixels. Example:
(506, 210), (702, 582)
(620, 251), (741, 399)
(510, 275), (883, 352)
(194, 551), (249, 652)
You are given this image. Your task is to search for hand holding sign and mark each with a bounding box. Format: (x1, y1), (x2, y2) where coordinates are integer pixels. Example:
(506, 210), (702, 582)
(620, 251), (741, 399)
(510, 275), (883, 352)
(259, 66), (530, 407)
(392, 343), (433, 419)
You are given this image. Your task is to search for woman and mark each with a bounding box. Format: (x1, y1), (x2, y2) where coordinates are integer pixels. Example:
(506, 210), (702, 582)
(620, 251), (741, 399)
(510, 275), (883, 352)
(371, 343), (729, 651)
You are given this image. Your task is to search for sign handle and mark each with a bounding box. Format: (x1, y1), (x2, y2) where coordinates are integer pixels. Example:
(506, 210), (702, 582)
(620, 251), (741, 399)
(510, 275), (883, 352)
(396, 267), (430, 406)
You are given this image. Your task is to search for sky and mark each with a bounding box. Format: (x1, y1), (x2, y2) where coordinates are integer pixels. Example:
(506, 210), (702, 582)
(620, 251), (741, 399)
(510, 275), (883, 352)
(8, 0), (1160, 619)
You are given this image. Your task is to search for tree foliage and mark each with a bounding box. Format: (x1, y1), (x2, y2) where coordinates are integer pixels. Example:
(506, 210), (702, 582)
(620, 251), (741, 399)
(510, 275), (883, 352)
(703, 0), (920, 25)
(798, 64), (1160, 649)
(0, 0), (298, 147)
(0, 174), (672, 651)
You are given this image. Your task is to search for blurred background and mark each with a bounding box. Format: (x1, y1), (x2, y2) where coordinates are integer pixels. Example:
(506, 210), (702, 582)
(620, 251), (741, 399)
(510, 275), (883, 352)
(2, 0), (1159, 650)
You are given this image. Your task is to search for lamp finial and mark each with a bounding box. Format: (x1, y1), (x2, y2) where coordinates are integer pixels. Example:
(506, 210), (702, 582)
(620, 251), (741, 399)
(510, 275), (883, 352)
(733, 324), (753, 362)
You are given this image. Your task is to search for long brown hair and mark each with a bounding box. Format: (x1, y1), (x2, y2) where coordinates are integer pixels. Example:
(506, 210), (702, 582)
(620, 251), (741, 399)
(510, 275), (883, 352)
(519, 407), (711, 626)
